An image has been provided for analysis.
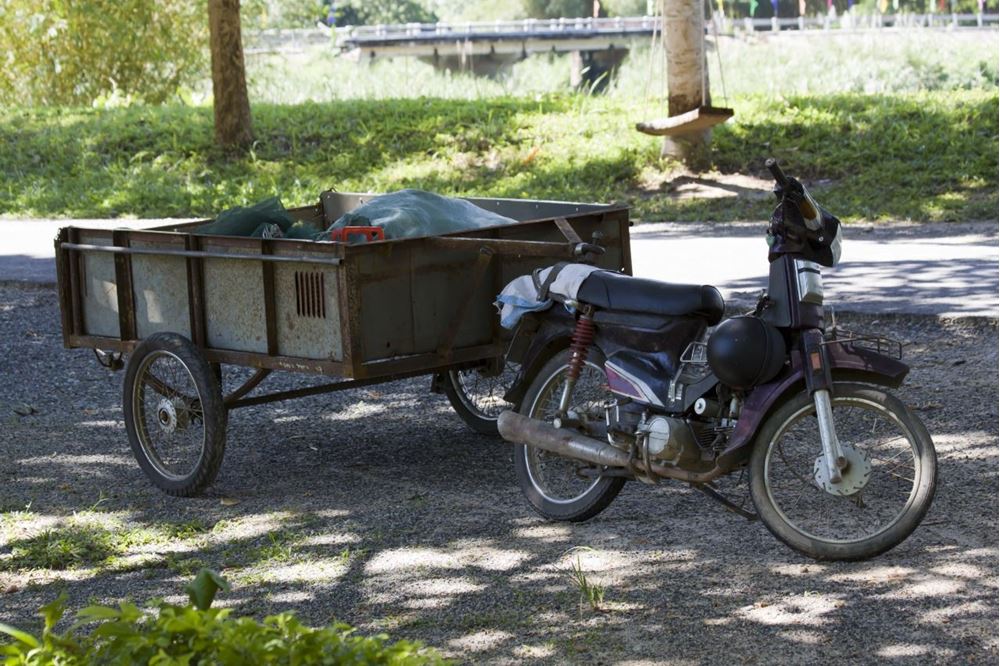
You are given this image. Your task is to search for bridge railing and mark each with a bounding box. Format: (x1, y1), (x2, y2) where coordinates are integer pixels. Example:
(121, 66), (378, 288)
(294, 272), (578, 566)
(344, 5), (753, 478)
(335, 16), (660, 42)
(332, 12), (997, 45)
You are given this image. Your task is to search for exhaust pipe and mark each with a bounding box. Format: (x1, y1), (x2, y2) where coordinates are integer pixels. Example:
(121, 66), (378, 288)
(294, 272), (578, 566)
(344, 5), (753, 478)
(497, 410), (728, 484)
(497, 410), (629, 468)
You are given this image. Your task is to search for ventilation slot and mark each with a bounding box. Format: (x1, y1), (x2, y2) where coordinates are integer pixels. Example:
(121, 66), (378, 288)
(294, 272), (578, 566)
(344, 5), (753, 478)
(294, 271), (326, 319)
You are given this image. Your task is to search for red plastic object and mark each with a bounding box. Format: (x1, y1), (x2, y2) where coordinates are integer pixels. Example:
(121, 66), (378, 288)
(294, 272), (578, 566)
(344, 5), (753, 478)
(329, 226), (385, 243)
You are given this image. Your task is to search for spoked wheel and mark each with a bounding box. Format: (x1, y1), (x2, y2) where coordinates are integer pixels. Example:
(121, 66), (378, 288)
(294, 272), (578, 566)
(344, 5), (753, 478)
(443, 361), (520, 435)
(123, 332), (227, 497)
(514, 348), (625, 522)
(749, 383), (936, 561)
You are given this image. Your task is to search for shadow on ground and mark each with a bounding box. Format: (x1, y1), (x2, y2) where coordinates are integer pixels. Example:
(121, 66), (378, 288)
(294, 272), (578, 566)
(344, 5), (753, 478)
(0, 288), (996, 663)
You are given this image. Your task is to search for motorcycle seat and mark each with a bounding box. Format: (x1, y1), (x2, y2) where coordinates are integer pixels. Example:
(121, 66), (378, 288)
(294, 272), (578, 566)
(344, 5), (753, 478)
(577, 271), (724, 325)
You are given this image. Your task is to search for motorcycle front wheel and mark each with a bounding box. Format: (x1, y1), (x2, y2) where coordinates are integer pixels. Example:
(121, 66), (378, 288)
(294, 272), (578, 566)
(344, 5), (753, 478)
(749, 382), (936, 561)
(513, 348), (625, 522)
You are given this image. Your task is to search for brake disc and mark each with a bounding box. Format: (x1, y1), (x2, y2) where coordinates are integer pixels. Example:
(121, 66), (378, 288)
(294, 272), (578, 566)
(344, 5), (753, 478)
(813, 445), (872, 496)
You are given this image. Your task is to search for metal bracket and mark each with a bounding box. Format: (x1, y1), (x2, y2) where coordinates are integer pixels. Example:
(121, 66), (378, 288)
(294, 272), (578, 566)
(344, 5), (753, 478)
(94, 349), (124, 371)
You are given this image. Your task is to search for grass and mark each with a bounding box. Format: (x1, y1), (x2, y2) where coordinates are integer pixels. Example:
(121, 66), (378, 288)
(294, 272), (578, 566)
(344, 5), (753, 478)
(565, 555), (607, 615)
(0, 31), (995, 222)
(0, 88), (995, 222)
(0, 516), (213, 572)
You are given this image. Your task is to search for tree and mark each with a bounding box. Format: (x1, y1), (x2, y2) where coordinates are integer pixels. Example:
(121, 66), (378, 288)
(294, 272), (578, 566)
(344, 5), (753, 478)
(521, 0), (595, 18)
(662, 0), (710, 163)
(0, 0), (204, 106)
(209, 0), (253, 149)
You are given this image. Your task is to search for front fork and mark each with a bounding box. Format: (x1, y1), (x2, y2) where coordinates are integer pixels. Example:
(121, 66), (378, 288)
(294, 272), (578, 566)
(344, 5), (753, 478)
(801, 329), (846, 483)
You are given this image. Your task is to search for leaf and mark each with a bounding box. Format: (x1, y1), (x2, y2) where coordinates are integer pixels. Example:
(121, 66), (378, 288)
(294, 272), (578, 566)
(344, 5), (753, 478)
(0, 622), (40, 648)
(76, 605), (122, 621)
(40, 592), (67, 632)
(184, 569), (230, 611)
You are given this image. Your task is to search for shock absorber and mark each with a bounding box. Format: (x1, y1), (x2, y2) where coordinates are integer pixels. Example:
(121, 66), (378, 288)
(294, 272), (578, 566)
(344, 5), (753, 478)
(567, 312), (596, 380)
(556, 308), (596, 420)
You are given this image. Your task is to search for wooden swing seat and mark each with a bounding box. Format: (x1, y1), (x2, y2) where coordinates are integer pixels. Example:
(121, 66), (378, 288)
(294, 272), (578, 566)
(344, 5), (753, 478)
(636, 106), (734, 137)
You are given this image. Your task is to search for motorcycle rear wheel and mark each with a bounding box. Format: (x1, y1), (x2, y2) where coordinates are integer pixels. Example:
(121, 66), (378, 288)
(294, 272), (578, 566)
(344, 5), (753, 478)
(513, 348), (625, 522)
(749, 383), (936, 561)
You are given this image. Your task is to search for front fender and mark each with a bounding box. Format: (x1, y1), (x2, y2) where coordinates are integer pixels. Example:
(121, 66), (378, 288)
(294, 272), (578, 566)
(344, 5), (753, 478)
(716, 342), (910, 470)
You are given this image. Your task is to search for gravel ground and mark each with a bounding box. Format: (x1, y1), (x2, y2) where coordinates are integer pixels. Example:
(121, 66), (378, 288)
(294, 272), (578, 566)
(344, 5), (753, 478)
(0, 285), (996, 664)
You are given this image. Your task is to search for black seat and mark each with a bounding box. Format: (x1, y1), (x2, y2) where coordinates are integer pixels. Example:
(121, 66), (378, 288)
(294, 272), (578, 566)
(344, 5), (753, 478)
(577, 271), (724, 325)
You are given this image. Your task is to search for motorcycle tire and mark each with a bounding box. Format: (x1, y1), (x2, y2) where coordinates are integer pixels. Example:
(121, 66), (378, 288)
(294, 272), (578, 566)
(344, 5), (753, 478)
(513, 348), (625, 522)
(749, 382), (936, 561)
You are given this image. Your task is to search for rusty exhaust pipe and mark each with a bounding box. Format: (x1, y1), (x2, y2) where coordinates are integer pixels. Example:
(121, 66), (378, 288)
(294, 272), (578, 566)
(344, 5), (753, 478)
(497, 410), (630, 468)
(497, 410), (728, 484)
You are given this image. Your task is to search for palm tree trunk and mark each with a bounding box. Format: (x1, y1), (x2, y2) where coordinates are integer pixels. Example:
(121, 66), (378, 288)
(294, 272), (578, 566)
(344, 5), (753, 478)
(209, 0), (253, 149)
(662, 0), (710, 164)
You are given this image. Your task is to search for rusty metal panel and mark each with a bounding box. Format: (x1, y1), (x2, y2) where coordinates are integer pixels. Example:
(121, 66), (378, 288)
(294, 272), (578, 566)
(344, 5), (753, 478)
(410, 245), (496, 356)
(131, 238), (191, 339)
(355, 244), (414, 361)
(201, 239), (268, 353)
(271, 245), (345, 362)
(78, 231), (119, 338)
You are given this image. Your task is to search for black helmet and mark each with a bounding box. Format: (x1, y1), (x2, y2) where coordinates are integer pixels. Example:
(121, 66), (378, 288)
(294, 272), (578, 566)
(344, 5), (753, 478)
(707, 316), (786, 390)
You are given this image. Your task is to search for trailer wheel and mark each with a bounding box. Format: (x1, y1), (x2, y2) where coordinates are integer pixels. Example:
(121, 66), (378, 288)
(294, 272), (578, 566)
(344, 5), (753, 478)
(443, 362), (520, 436)
(123, 332), (227, 497)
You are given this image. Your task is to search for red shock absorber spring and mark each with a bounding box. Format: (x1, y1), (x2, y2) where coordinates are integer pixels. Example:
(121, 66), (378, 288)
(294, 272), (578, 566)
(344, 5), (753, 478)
(567, 313), (596, 381)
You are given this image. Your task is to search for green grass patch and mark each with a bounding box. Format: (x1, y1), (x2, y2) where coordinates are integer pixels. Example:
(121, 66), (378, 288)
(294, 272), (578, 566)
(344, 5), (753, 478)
(0, 90), (995, 222)
(0, 519), (212, 572)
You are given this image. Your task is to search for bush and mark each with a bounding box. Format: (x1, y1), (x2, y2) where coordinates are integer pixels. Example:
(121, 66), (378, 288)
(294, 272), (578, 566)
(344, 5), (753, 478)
(0, 0), (206, 107)
(0, 570), (446, 665)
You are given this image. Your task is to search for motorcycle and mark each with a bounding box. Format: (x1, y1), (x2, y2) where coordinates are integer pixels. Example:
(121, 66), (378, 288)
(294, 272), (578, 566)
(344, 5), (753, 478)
(496, 159), (937, 561)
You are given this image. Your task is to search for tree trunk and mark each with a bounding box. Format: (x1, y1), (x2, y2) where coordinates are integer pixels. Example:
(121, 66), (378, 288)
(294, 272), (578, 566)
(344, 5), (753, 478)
(662, 0), (710, 164)
(209, 0), (252, 149)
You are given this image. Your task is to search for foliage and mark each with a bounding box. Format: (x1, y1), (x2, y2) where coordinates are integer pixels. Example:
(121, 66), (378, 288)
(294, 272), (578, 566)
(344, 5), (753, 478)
(522, 0), (595, 19)
(0, 0), (206, 107)
(241, 0), (324, 31)
(333, 0), (438, 26)
(0, 90), (994, 223)
(0, 570), (446, 665)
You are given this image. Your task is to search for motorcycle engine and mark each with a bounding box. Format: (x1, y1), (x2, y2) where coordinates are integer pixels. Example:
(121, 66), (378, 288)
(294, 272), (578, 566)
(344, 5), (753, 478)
(606, 399), (730, 473)
(638, 415), (702, 467)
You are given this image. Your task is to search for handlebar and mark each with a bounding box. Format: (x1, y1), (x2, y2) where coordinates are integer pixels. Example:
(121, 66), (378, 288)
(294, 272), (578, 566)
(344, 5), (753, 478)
(766, 158), (818, 222)
(765, 158), (788, 189)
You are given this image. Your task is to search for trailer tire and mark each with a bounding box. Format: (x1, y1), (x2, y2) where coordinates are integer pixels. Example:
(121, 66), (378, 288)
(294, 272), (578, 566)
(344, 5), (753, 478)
(443, 363), (520, 436)
(123, 333), (227, 497)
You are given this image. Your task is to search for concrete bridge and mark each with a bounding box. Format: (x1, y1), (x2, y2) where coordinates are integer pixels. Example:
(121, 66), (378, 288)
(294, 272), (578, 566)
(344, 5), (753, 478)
(245, 13), (999, 88)
(336, 16), (660, 89)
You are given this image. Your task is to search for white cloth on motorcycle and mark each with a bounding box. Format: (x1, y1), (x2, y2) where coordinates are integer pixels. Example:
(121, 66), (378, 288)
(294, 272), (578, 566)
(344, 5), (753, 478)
(494, 262), (602, 329)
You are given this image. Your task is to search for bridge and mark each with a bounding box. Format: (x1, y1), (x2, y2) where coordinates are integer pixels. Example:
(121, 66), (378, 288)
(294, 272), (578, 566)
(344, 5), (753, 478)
(246, 13), (999, 87)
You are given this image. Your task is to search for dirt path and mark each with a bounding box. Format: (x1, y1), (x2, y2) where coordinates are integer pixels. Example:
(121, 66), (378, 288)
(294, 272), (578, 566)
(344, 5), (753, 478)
(0, 286), (996, 664)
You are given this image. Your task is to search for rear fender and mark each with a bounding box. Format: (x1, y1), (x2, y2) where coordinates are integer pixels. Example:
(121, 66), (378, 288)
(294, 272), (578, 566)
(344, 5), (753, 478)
(716, 342), (910, 470)
(503, 313), (574, 406)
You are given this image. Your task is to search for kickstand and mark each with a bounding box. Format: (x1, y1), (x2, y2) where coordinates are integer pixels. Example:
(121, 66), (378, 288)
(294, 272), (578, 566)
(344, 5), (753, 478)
(694, 483), (758, 521)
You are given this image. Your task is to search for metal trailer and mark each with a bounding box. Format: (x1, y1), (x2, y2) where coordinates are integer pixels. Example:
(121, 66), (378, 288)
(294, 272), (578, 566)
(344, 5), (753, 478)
(54, 192), (631, 496)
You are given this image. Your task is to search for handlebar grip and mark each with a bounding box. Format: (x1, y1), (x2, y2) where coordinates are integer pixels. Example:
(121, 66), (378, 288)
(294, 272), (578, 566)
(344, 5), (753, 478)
(765, 158), (788, 188)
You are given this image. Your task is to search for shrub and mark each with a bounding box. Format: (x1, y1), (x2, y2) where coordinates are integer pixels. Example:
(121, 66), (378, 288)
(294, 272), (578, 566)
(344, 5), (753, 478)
(0, 570), (446, 665)
(0, 0), (207, 107)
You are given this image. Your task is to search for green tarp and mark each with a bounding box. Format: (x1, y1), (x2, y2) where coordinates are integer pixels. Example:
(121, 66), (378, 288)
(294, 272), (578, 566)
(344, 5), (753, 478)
(196, 190), (515, 243)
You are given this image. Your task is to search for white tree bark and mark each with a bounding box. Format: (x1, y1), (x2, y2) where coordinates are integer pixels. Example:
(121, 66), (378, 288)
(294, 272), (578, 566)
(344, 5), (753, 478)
(662, 0), (710, 163)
